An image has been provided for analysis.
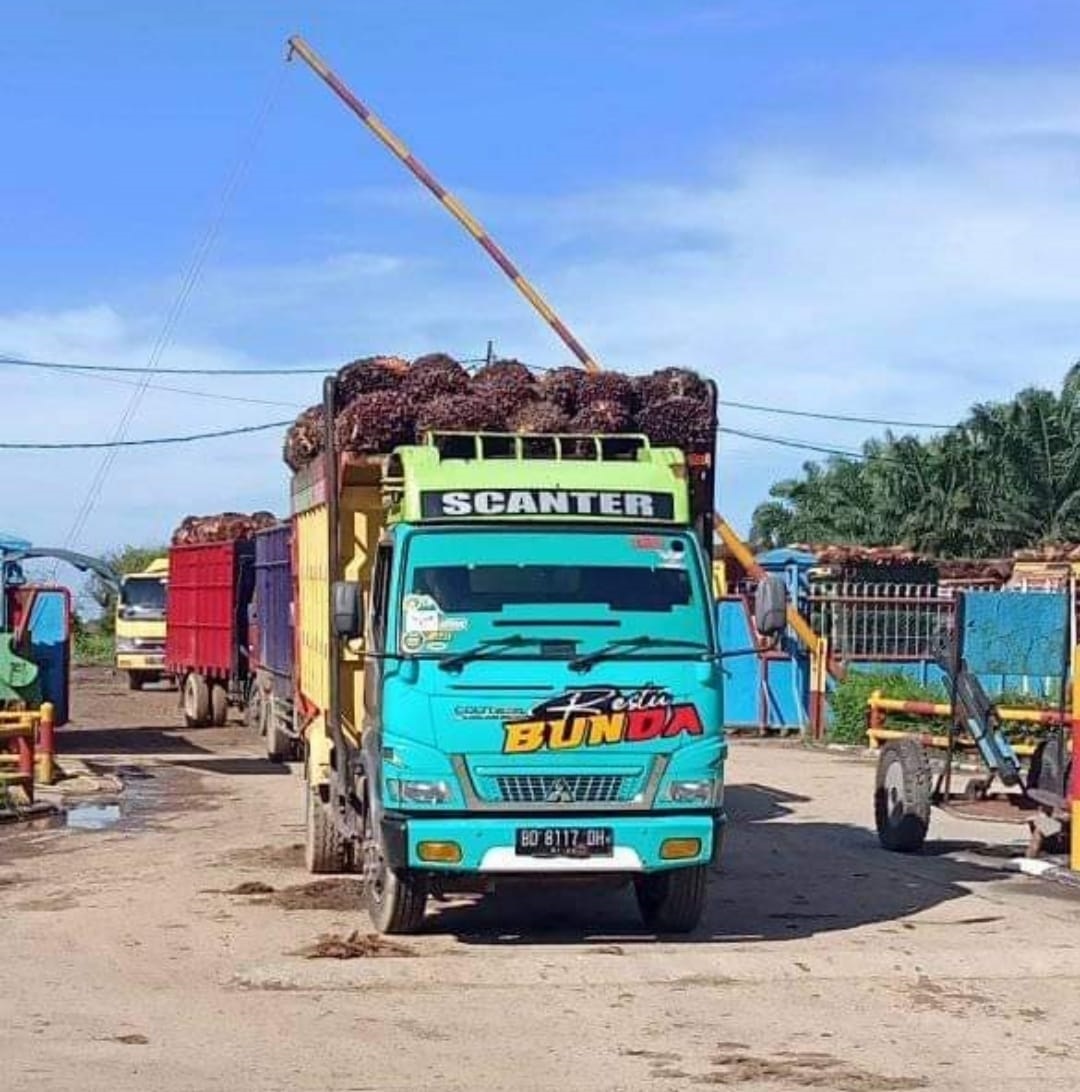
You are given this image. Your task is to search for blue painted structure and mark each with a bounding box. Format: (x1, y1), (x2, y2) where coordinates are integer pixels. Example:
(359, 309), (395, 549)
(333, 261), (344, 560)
(252, 523), (293, 702)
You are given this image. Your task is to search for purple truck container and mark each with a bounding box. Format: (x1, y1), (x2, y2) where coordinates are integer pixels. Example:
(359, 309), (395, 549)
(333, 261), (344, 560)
(252, 522), (293, 704)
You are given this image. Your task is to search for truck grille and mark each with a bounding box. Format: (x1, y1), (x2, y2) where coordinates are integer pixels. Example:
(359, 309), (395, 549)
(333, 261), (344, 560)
(494, 774), (628, 804)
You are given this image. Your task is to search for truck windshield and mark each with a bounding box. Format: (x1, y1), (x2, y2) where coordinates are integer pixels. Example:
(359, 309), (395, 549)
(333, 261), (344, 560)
(399, 529), (711, 657)
(119, 577), (167, 619)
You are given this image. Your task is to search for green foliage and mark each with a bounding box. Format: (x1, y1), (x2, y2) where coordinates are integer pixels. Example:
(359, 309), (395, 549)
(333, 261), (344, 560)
(89, 544), (168, 635)
(828, 670), (948, 745)
(750, 366), (1080, 558)
(73, 629), (114, 667)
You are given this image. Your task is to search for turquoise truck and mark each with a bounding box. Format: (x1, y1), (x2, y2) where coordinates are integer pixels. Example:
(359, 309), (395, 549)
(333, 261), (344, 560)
(294, 379), (785, 933)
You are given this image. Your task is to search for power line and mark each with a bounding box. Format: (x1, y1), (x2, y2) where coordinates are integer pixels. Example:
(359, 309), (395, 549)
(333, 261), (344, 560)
(0, 419), (292, 451)
(720, 425), (867, 459)
(720, 398), (950, 430)
(57, 60), (288, 564)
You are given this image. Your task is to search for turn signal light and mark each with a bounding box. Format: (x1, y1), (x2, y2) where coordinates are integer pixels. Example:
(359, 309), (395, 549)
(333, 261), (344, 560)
(417, 841), (463, 864)
(660, 837), (701, 860)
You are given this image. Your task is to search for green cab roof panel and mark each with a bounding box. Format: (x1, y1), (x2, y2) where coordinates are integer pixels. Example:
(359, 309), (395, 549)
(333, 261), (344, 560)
(391, 434), (690, 526)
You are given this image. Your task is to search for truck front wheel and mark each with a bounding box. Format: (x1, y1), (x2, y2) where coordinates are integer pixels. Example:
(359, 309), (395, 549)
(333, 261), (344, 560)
(182, 672), (210, 728)
(127, 672), (144, 692)
(361, 825), (427, 935)
(635, 864), (708, 934)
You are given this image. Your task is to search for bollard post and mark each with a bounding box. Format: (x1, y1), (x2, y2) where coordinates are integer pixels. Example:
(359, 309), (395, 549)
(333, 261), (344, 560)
(867, 689), (883, 748)
(15, 729), (34, 804)
(36, 702), (56, 786)
(1071, 650), (1080, 872)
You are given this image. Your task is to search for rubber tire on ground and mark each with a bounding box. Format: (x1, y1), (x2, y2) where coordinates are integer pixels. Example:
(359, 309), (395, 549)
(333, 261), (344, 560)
(245, 688), (262, 732)
(874, 738), (932, 852)
(127, 673), (143, 692)
(264, 703), (291, 764)
(362, 806), (427, 935)
(634, 864), (707, 934)
(304, 785), (348, 874)
(210, 683), (229, 727)
(183, 672), (210, 728)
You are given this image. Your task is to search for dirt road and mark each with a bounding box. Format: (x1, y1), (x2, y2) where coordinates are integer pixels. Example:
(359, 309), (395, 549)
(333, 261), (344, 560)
(3, 670), (1080, 1091)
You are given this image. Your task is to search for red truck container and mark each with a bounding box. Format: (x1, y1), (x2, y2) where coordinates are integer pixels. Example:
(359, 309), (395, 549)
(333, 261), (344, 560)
(165, 540), (255, 727)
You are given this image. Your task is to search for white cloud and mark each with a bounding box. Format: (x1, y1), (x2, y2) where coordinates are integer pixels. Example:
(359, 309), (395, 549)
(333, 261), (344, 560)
(4, 66), (1080, 576)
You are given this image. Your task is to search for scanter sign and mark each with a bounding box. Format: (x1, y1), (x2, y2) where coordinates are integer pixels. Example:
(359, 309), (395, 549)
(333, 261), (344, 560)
(420, 489), (675, 520)
(501, 686), (703, 754)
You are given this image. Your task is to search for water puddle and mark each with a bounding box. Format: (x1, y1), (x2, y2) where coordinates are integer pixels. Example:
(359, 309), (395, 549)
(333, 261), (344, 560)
(64, 803), (122, 830)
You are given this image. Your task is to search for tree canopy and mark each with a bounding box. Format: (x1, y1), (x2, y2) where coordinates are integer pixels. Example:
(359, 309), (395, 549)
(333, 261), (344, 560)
(750, 366), (1080, 558)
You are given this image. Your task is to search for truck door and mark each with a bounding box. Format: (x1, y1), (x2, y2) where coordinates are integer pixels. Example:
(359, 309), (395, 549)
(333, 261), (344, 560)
(363, 541), (393, 729)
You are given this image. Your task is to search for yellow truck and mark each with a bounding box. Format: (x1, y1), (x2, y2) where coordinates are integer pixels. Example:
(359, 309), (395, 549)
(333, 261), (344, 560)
(115, 558), (168, 690)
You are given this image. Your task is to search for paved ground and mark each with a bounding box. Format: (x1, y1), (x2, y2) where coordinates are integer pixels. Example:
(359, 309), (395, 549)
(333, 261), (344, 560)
(3, 669), (1080, 1091)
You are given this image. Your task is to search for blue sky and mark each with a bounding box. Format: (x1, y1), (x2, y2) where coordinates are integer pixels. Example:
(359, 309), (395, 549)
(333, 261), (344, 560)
(3, 1), (1080, 582)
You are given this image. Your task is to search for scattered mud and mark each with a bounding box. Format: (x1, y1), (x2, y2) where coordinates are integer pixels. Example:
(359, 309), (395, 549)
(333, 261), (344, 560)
(270, 878), (365, 911)
(701, 1050), (927, 1090)
(15, 892), (79, 912)
(225, 843), (306, 869)
(225, 881), (276, 896)
(293, 931), (417, 960)
(110, 1034), (150, 1046)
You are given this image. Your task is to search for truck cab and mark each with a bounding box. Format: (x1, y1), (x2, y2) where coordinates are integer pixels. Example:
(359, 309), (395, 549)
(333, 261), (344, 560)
(115, 558), (168, 690)
(297, 425), (729, 934)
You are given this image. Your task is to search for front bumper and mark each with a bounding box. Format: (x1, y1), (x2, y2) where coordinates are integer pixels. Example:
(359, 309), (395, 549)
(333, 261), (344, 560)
(117, 653), (165, 671)
(381, 810), (725, 874)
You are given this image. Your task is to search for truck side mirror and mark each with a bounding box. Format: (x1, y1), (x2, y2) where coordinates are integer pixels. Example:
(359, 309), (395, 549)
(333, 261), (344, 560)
(332, 581), (364, 641)
(754, 575), (788, 637)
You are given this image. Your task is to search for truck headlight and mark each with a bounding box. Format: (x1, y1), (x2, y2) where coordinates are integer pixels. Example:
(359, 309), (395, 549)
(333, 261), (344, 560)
(115, 640), (137, 653)
(388, 779), (453, 805)
(668, 779), (716, 804)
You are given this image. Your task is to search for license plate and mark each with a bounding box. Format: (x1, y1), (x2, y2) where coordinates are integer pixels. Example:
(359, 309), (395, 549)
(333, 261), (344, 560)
(514, 826), (613, 858)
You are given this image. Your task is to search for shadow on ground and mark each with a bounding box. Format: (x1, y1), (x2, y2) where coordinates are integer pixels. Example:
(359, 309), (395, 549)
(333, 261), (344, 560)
(431, 782), (1040, 944)
(57, 727), (214, 756)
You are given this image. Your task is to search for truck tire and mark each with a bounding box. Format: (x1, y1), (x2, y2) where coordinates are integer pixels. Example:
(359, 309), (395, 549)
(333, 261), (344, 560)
(210, 683), (229, 727)
(265, 704), (290, 764)
(245, 687), (262, 731)
(361, 812), (427, 934)
(183, 672), (210, 728)
(634, 864), (707, 934)
(304, 785), (347, 873)
(127, 673), (143, 692)
(875, 738), (932, 852)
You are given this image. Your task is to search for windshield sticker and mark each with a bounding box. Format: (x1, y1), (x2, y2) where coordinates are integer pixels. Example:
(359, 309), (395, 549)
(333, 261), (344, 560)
(401, 595), (468, 653)
(501, 686), (703, 754)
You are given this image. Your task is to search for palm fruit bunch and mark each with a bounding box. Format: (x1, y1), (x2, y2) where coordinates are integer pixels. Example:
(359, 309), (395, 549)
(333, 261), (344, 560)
(471, 358), (537, 417)
(400, 353), (471, 401)
(282, 350), (713, 470)
(537, 366), (585, 414)
(172, 511), (278, 547)
(283, 404), (327, 472)
(635, 366), (709, 406)
(415, 393), (505, 436)
(636, 395), (714, 451)
(335, 390), (416, 454)
(335, 355), (407, 409)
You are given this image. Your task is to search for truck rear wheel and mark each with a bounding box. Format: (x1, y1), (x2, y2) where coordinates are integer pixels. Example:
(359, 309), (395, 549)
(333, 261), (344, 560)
(874, 738), (932, 852)
(361, 819), (427, 935)
(635, 864), (707, 934)
(210, 683), (229, 727)
(304, 785), (347, 873)
(183, 672), (210, 728)
(265, 704), (291, 764)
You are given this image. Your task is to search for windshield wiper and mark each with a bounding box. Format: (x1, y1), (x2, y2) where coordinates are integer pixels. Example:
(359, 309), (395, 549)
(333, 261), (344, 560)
(437, 635), (578, 673)
(568, 636), (711, 673)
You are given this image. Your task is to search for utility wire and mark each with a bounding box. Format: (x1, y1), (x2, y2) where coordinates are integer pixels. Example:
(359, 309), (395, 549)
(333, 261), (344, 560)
(55, 61), (288, 565)
(720, 426), (867, 460)
(720, 399), (950, 430)
(0, 420), (292, 451)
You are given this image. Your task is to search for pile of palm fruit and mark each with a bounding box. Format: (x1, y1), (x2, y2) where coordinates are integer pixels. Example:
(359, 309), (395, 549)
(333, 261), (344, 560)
(172, 511), (278, 546)
(282, 353), (713, 472)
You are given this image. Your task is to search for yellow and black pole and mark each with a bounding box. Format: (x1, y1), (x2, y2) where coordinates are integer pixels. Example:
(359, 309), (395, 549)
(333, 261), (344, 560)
(286, 35), (602, 373)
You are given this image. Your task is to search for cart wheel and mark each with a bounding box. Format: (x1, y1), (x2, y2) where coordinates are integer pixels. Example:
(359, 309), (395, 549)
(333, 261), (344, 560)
(875, 739), (932, 852)
(183, 672), (210, 728)
(210, 683), (229, 727)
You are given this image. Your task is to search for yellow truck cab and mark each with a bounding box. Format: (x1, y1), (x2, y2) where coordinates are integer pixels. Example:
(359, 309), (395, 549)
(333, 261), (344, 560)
(115, 558), (168, 690)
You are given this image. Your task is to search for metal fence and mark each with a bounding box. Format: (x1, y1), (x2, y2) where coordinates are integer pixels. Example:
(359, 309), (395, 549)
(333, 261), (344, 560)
(807, 582), (954, 660)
